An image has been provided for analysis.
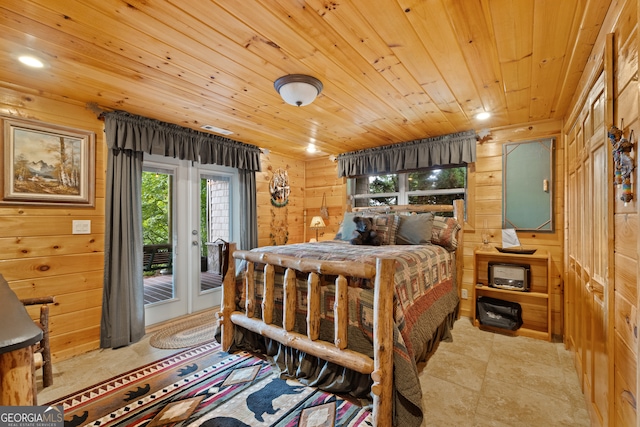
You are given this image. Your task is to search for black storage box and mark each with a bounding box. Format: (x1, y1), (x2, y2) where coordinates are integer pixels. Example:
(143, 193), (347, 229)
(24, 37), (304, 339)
(476, 296), (523, 331)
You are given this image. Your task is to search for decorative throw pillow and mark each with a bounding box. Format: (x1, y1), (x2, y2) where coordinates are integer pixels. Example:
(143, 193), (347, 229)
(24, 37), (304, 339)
(431, 216), (461, 251)
(367, 214), (399, 245)
(334, 212), (358, 241)
(395, 213), (434, 245)
(335, 212), (399, 245)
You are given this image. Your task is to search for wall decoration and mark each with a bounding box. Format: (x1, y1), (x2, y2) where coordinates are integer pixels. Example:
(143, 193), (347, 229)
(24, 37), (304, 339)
(608, 122), (635, 205)
(269, 167), (290, 207)
(1, 116), (95, 206)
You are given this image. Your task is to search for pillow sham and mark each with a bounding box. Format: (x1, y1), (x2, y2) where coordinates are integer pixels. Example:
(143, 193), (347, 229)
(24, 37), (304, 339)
(395, 213), (434, 245)
(367, 213), (400, 245)
(431, 216), (461, 252)
(334, 212), (358, 241)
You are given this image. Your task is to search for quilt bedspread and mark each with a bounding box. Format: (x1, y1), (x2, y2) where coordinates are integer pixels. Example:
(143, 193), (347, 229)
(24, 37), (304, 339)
(232, 241), (460, 427)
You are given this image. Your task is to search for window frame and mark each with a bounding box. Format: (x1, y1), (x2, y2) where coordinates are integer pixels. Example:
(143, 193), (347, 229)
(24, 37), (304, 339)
(347, 165), (468, 210)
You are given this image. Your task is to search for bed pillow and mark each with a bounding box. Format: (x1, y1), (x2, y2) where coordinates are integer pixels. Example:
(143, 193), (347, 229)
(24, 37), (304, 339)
(367, 213), (400, 245)
(431, 216), (461, 251)
(395, 213), (434, 245)
(334, 212), (358, 241)
(334, 212), (399, 245)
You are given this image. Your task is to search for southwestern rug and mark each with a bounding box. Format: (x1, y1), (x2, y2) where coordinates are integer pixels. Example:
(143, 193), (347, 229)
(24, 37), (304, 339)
(47, 341), (373, 427)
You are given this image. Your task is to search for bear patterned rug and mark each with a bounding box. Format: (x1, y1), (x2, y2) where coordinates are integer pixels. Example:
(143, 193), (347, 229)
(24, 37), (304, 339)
(47, 341), (372, 426)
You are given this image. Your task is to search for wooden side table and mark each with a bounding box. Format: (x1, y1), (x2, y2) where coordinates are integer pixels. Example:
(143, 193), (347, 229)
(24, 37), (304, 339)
(0, 275), (43, 405)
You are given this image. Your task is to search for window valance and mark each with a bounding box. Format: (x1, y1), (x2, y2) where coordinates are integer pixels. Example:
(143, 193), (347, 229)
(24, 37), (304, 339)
(337, 129), (477, 177)
(103, 111), (261, 171)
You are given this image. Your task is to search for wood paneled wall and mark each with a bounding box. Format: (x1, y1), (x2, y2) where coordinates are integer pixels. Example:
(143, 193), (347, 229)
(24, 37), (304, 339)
(562, 0), (639, 424)
(304, 158), (345, 242)
(464, 120), (565, 331)
(0, 84), (106, 362)
(607, 1), (637, 424)
(256, 152), (306, 246)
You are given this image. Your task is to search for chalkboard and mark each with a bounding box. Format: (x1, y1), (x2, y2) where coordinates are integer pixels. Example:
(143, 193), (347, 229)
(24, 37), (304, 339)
(502, 138), (554, 232)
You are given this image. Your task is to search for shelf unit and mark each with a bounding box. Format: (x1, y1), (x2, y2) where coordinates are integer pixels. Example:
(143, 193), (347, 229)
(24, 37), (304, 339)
(472, 248), (551, 341)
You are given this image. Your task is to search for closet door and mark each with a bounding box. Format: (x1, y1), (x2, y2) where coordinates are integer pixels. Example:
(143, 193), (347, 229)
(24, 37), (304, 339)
(587, 77), (609, 425)
(565, 72), (610, 426)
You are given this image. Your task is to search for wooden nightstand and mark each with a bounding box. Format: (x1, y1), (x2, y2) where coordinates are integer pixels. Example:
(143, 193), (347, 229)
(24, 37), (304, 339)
(472, 247), (551, 341)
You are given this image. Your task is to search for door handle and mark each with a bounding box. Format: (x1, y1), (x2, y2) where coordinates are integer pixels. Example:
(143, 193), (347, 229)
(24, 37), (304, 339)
(192, 241), (199, 246)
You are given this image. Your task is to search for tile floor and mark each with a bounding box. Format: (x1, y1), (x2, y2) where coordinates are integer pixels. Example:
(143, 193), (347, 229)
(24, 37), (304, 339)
(419, 319), (590, 426)
(36, 317), (590, 426)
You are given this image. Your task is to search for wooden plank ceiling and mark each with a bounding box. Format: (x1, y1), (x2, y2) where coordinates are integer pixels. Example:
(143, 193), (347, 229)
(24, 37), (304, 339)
(0, 0), (609, 158)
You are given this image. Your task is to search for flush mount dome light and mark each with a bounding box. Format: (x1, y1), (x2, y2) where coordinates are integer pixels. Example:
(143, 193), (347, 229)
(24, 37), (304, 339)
(18, 55), (45, 68)
(274, 74), (323, 107)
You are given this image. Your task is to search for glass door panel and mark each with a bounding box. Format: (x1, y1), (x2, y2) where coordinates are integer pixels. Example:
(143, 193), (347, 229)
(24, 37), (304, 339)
(143, 154), (237, 325)
(142, 163), (187, 325)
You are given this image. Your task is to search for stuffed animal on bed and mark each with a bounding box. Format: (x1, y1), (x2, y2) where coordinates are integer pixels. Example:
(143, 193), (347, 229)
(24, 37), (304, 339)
(350, 216), (382, 246)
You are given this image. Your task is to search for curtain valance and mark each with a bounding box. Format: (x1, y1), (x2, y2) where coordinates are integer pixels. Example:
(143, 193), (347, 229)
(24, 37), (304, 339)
(103, 111), (261, 171)
(337, 129), (477, 177)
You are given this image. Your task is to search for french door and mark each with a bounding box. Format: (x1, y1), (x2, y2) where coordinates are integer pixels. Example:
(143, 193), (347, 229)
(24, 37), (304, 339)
(142, 154), (239, 325)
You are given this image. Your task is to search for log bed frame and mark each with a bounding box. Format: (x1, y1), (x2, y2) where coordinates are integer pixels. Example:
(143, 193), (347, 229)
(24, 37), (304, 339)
(218, 200), (464, 426)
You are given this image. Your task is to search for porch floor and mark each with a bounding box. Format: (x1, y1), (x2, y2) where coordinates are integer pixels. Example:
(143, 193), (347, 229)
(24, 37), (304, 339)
(143, 271), (223, 305)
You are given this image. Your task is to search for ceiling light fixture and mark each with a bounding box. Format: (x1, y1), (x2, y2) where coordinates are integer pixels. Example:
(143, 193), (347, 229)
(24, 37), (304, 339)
(274, 74), (323, 107)
(475, 111), (491, 120)
(18, 55), (45, 68)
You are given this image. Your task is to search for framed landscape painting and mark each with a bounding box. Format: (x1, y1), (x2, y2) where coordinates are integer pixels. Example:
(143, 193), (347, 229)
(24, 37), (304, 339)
(1, 116), (95, 206)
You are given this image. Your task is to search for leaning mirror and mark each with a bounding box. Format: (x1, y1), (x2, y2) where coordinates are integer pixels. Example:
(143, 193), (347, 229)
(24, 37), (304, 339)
(502, 138), (554, 232)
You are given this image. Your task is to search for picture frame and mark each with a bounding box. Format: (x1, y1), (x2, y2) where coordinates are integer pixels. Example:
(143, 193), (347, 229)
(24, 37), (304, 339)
(1, 116), (95, 206)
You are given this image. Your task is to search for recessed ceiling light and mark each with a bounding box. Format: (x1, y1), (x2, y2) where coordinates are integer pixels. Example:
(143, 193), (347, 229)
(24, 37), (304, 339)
(201, 124), (233, 135)
(475, 112), (491, 120)
(306, 144), (317, 153)
(18, 55), (45, 68)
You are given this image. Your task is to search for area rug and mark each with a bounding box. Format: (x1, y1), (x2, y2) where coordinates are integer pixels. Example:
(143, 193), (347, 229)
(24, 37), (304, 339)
(149, 314), (217, 349)
(47, 341), (373, 427)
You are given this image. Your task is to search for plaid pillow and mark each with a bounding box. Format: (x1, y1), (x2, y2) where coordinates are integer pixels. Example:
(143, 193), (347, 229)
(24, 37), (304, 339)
(431, 216), (461, 251)
(366, 214), (399, 245)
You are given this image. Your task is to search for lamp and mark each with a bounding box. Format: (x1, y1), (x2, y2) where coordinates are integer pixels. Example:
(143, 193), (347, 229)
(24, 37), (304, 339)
(309, 216), (326, 241)
(274, 74), (323, 106)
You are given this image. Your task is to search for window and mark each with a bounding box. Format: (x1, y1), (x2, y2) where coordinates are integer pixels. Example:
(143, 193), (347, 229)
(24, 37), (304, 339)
(348, 165), (467, 214)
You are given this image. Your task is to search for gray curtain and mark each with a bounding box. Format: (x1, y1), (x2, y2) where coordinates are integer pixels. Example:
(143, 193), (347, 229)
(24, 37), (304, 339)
(238, 169), (258, 250)
(337, 129), (477, 177)
(100, 148), (145, 348)
(100, 111), (261, 348)
(103, 111), (261, 171)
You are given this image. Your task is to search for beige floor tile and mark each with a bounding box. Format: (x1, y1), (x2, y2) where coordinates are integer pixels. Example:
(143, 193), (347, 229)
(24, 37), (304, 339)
(420, 374), (480, 426)
(423, 347), (487, 392)
(475, 378), (576, 426)
(485, 353), (568, 400)
(491, 333), (561, 367)
(443, 318), (495, 363)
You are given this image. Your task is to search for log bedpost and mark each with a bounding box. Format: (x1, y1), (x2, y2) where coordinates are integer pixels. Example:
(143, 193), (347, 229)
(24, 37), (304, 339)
(220, 243), (236, 352)
(371, 257), (395, 427)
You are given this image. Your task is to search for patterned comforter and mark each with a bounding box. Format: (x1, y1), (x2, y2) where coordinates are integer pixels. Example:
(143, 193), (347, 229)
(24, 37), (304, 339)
(233, 240), (459, 427)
